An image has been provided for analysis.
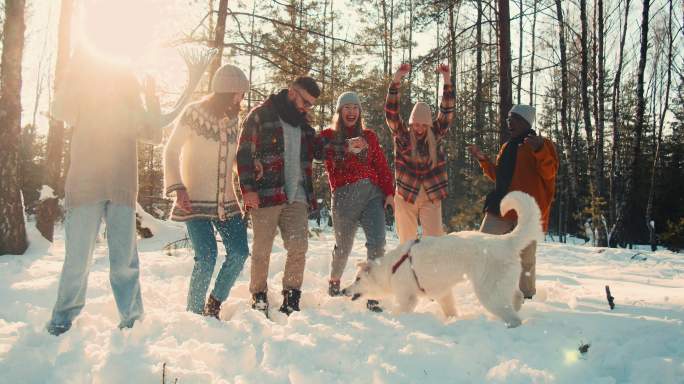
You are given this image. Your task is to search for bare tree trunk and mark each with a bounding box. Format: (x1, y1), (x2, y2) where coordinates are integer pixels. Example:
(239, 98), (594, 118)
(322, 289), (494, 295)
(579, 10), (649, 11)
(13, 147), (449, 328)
(516, 0), (523, 104)
(496, 0), (513, 144)
(590, 0), (608, 246)
(620, 0), (650, 246)
(329, 0), (335, 115)
(208, 0), (215, 35)
(609, 0), (630, 245)
(0, 0), (28, 255)
(208, 0), (228, 89)
(579, 0), (595, 182)
(646, 0), (673, 252)
(381, 0), (389, 76)
(448, 3), (457, 86)
(596, 0), (606, 199)
(407, 0), (413, 102)
(36, 0), (72, 242)
(580, 0), (607, 245)
(528, 0), (537, 106)
(389, 0), (394, 75)
(475, 0), (484, 148)
(554, 0), (579, 211)
(247, 0), (256, 110)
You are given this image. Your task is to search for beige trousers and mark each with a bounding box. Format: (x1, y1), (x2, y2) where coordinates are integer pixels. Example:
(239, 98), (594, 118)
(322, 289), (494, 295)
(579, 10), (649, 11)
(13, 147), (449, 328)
(395, 188), (445, 244)
(249, 202), (308, 294)
(479, 212), (537, 298)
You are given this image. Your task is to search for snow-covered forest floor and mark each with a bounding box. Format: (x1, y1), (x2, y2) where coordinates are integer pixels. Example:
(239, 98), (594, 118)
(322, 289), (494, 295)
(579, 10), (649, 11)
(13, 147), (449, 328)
(1, 218), (683, 383)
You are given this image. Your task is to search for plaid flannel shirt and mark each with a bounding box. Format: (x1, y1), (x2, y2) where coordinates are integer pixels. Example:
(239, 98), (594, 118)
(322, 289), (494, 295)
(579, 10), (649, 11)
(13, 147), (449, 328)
(237, 96), (322, 211)
(384, 81), (456, 203)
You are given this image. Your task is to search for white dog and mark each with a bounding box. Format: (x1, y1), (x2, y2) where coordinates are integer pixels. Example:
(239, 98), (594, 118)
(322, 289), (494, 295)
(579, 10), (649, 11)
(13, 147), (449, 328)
(342, 191), (543, 328)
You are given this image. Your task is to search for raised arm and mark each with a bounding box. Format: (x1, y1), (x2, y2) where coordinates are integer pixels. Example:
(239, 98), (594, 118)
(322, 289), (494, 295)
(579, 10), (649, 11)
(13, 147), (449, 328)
(385, 63), (411, 136)
(468, 143), (497, 182)
(433, 64), (455, 140)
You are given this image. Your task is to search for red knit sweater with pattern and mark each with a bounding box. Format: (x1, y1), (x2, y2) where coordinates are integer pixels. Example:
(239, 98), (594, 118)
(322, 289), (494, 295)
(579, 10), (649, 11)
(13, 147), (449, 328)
(319, 127), (395, 196)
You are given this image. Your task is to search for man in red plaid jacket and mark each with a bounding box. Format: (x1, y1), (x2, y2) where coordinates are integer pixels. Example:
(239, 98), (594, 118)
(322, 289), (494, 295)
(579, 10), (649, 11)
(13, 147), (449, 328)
(237, 76), (323, 317)
(385, 63), (456, 244)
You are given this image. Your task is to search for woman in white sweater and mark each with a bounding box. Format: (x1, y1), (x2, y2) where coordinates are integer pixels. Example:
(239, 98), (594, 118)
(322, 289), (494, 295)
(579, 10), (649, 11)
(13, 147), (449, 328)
(164, 64), (250, 318)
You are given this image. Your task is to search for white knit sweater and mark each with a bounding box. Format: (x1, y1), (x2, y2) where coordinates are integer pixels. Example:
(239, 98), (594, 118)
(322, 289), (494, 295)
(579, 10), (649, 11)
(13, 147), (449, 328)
(53, 55), (162, 209)
(164, 101), (242, 221)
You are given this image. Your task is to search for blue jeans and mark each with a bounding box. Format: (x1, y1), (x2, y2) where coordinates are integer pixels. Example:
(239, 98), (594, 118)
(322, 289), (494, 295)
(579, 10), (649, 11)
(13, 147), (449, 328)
(185, 215), (250, 314)
(47, 201), (144, 334)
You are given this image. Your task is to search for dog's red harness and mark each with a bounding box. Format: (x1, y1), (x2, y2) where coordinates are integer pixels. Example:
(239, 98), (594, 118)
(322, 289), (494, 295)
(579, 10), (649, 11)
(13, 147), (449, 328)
(391, 240), (426, 293)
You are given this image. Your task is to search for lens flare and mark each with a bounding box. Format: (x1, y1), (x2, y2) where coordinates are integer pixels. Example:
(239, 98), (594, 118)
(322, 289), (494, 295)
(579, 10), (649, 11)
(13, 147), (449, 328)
(563, 350), (580, 365)
(76, 0), (158, 63)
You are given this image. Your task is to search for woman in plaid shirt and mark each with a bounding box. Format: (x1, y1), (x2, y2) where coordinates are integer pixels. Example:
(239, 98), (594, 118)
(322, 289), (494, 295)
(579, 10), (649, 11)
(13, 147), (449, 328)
(384, 63), (456, 244)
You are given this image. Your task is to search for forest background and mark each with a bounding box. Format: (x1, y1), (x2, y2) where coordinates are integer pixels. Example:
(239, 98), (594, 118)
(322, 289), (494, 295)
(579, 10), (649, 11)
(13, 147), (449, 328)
(1, 0), (683, 255)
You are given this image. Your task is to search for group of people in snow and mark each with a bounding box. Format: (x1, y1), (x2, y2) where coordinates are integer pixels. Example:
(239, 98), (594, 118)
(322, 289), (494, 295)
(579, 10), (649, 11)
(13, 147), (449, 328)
(45, 49), (558, 335)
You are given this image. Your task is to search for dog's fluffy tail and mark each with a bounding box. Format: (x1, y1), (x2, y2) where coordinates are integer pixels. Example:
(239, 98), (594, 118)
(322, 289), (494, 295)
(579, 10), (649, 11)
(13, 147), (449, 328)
(499, 191), (544, 254)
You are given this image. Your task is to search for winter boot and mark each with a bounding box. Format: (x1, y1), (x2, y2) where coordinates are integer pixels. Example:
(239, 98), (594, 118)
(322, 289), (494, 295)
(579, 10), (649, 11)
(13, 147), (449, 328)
(251, 292), (269, 317)
(279, 289), (302, 315)
(366, 299), (383, 313)
(328, 280), (341, 297)
(203, 294), (222, 319)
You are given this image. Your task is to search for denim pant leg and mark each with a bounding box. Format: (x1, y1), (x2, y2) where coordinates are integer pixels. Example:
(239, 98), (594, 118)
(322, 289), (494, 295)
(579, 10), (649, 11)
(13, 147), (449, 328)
(48, 202), (106, 332)
(185, 219), (219, 314)
(104, 202), (144, 328)
(210, 215), (250, 302)
(330, 185), (362, 280)
(359, 186), (387, 261)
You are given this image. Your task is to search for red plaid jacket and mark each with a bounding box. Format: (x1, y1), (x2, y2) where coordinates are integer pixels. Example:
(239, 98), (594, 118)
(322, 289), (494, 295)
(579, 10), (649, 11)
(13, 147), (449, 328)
(237, 95), (322, 211)
(384, 81), (456, 203)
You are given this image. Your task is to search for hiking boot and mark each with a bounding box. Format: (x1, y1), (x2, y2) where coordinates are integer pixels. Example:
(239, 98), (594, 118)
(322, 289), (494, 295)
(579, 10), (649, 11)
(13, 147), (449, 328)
(203, 294), (222, 319)
(328, 280), (342, 297)
(46, 322), (71, 336)
(251, 292), (269, 317)
(366, 299), (383, 313)
(279, 289), (302, 315)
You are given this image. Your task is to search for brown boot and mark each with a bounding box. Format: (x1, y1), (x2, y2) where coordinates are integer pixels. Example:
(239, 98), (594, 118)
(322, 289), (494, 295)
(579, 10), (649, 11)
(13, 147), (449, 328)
(203, 295), (222, 319)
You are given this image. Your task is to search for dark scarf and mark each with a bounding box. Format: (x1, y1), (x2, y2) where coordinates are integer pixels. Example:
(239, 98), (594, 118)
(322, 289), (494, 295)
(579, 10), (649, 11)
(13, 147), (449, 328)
(483, 129), (536, 215)
(270, 89), (308, 127)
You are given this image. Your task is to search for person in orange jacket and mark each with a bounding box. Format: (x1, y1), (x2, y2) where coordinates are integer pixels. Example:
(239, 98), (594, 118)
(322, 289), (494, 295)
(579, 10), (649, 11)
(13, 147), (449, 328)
(468, 105), (558, 299)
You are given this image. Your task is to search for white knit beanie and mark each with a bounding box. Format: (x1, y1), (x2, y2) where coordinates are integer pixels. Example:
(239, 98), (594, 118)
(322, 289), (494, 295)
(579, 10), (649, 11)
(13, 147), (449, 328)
(211, 64), (250, 93)
(409, 102), (433, 125)
(335, 91), (361, 111)
(510, 105), (536, 127)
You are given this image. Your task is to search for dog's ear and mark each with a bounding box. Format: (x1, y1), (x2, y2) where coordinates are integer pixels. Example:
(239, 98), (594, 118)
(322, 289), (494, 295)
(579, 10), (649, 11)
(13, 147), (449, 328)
(356, 261), (370, 272)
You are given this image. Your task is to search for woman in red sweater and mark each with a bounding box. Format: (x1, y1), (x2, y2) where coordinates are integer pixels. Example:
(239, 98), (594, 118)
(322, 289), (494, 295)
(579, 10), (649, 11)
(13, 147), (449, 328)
(320, 92), (394, 311)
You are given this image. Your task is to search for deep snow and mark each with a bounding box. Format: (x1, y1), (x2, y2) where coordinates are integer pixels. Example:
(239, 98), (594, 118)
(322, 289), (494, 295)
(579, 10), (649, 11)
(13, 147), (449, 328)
(0, 218), (683, 384)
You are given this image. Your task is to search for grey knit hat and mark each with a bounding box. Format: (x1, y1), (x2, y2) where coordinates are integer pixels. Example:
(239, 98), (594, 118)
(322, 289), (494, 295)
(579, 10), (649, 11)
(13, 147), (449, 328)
(335, 91), (361, 111)
(212, 64), (250, 93)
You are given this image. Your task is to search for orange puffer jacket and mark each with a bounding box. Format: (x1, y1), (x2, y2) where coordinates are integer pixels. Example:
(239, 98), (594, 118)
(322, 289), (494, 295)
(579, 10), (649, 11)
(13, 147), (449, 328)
(479, 138), (559, 232)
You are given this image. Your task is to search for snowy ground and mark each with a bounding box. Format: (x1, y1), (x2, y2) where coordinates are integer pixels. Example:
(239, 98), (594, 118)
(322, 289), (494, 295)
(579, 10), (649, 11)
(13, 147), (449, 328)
(1, 218), (683, 384)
